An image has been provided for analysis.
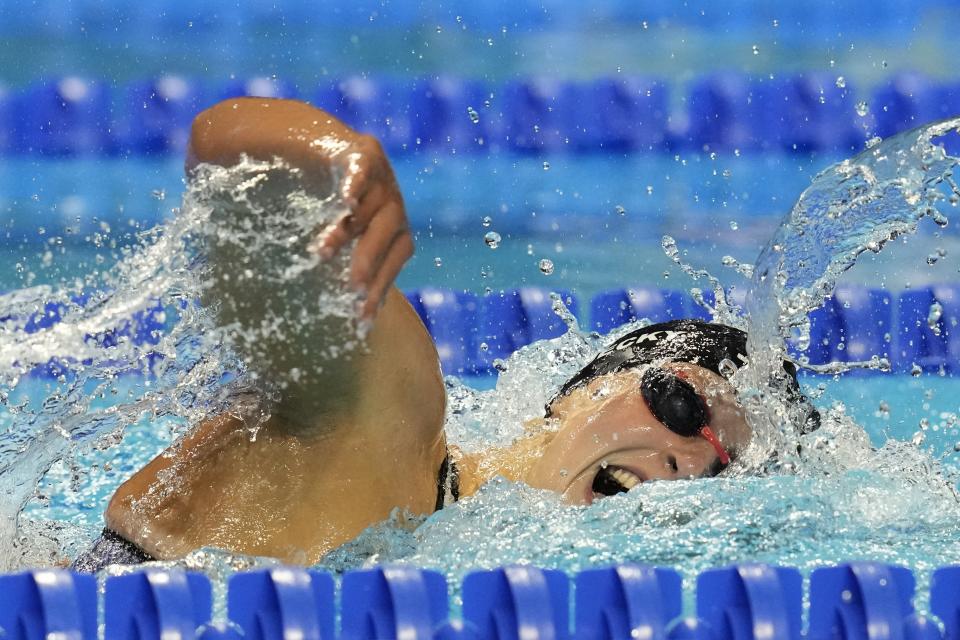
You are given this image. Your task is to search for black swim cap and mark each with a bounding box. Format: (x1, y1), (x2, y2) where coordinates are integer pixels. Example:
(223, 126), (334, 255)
(549, 319), (820, 433)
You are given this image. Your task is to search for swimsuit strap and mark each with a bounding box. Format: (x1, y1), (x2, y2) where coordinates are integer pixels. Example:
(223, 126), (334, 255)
(435, 451), (460, 511)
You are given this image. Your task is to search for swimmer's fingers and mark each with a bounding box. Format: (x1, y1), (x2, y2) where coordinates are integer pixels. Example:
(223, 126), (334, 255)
(349, 199), (408, 292)
(358, 226), (414, 321)
(339, 134), (390, 206)
(314, 135), (400, 258)
(312, 180), (399, 259)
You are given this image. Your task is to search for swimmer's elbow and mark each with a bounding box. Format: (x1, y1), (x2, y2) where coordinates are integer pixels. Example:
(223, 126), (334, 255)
(186, 98), (356, 178)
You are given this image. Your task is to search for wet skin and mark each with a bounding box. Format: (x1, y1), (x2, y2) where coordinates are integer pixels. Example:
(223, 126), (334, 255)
(105, 98), (752, 565)
(513, 363), (752, 504)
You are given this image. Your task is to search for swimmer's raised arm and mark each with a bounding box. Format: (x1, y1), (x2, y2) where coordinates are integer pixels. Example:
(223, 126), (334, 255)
(102, 100), (447, 562)
(187, 97), (411, 319)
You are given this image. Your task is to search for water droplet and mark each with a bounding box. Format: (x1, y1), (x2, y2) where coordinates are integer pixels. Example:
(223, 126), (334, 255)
(482, 215), (492, 227)
(538, 258), (555, 275)
(526, 243), (534, 256)
(718, 358), (738, 379)
(479, 342), (489, 352)
(484, 231), (501, 249)
(729, 220), (739, 231)
(151, 189), (166, 201)
(855, 101), (869, 117)
(646, 185), (654, 195)
(542, 161), (550, 171)
(866, 136), (882, 149)
(615, 204), (626, 216)
(751, 44), (760, 55)
(928, 301), (943, 335)
(835, 76), (846, 89)
(434, 257), (443, 268)
(911, 363), (923, 377)
(772, 18), (779, 27)
(467, 106), (480, 124)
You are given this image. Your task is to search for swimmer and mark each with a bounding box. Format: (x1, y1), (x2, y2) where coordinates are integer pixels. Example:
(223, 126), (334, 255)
(73, 98), (818, 571)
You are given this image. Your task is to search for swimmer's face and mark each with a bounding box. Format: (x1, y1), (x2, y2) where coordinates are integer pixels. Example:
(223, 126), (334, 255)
(524, 363), (751, 505)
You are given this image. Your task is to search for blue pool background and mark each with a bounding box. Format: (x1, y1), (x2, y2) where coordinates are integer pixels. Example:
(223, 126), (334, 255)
(4, 4), (960, 636)
(4, 4), (960, 639)
(3, 0), (960, 506)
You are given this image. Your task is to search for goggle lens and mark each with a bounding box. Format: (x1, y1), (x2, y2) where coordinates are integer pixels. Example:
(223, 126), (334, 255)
(640, 368), (731, 466)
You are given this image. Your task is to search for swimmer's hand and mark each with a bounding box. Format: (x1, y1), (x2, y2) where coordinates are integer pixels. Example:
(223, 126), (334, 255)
(187, 97), (413, 321)
(316, 132), (412, 321)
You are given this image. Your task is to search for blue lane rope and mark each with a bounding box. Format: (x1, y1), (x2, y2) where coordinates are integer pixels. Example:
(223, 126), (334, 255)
(0, 562), (956, 640)
(7, 284), (960, 379)
(0, 73), (957, 157)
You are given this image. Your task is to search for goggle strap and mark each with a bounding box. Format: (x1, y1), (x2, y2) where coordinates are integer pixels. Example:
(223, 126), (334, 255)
(699, 425), (730, 466)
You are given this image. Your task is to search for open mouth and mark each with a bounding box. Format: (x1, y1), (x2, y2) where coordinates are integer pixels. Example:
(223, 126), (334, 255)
(591, 465), (643, 497)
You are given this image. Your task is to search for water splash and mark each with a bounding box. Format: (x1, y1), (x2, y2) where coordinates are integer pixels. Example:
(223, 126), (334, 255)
(742, 117), (960, 466)
(4, 118), (960, 607)
(0, 157), (355, 568)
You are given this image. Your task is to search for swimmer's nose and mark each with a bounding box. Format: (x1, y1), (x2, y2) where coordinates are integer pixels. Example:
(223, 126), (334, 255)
(662, 450), (723, 479)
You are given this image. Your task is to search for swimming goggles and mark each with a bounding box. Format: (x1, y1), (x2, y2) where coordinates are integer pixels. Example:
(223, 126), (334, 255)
(640, 368), (731, 466)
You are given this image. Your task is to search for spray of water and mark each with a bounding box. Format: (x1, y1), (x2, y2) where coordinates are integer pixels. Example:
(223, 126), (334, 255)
(2, 120), (960, 609)
(0, 156), (356, 568)
(739, 117), (960, 468)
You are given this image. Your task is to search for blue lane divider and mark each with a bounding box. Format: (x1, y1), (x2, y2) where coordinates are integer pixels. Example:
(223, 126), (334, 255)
(229, 567), (334, 640)
(119, 76), (209, 155)
(13, 78), (114, 156)
(3, 563), (959, 639)
(589, 288), (690, 334)
(697, 564), (803, 640)
(833, 286), (893, 367)
(784, 73), (865, 154)
(896, 289), (947, 374)
(0, 83), (12, 154)
(462, 565), (570, 640)
(341, 566), (448, 640)
(406, 288), (482, 376)
(14, 284), (960, 380)
(807, 562), (929, 640)
(0, 570), (97, 640)
(931, 566), (960, 640)
(405, 287), (577, 376)
(104, 569), (212, 640)
(1, 73), (958, 157)
(574, 565), (682, 640)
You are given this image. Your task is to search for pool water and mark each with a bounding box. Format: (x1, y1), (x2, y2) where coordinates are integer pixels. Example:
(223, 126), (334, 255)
(16, 350), (960, 612)
(1, 85), (960, 638)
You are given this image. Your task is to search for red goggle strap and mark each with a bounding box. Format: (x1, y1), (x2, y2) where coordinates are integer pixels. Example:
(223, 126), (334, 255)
(699, 425), (731, 466)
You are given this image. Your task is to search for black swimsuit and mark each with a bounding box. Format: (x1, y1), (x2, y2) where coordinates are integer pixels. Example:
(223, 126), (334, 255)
(434, 452), (460, 511)
(73, 453), (460, 573)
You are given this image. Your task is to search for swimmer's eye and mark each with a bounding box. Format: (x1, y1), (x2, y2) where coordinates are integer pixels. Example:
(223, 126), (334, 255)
(640, 368), (732, 466)
(640, 369), (708, 438)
